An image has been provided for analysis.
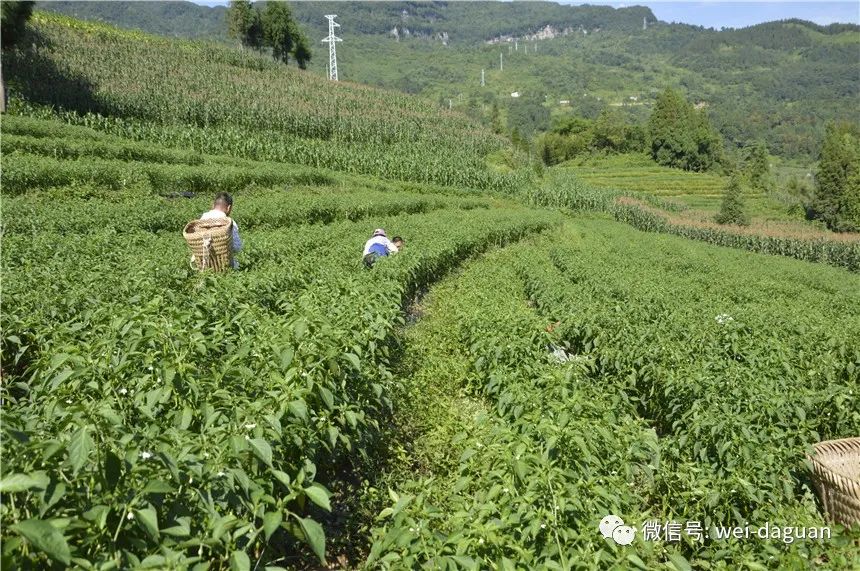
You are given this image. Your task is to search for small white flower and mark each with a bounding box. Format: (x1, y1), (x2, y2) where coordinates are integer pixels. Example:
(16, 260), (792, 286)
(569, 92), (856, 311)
(244, 435), (251, 441)
(140, 451), (152, 460)
(478, 538), (485, 545)
(540, 523), (547, 529)
(715, 314), (734, 325)
(409, 527), (415, 533)
(148, 366), (154, 371)
(65, 399), (73, 404)
(515, 455), (521, 460)
(217, 471), (226, 477)
(126, 512), (134, 520)
(203, 452), (210, 459)
(503, 488), (510, 493)
(119, 388), (128, 395)
(244, 423), (257, 429)
(476, 442), (483, 448)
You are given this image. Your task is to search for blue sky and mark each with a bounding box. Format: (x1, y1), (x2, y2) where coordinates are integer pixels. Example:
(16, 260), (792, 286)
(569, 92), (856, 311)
(191, 1), (859, 29)
(569, 2), (859, 29)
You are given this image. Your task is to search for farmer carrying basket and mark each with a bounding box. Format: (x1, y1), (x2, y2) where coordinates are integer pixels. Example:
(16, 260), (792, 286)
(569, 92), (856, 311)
(183, 192), (243, 271)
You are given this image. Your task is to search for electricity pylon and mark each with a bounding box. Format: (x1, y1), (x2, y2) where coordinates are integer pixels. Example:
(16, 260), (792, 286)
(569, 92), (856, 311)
(322, 15), (342, 81)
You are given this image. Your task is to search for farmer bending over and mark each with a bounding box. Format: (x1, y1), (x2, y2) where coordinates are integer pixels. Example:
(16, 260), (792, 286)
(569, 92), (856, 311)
(201, 191), (243, 269)
(363, 229), (403, 268)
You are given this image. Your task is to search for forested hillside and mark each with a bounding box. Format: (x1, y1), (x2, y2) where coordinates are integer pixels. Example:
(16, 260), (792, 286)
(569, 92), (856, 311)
(38, 1), (860, 161)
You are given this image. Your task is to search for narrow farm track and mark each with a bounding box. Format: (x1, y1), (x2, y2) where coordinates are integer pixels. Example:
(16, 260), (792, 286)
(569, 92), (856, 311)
(362, 238), (660, 569)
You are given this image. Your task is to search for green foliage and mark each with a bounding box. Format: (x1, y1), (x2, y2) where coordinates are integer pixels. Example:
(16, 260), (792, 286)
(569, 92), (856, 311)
(0, 0), (34, 48)
(1, 140), (562, 566)
(506, 95), (550, 138)
(3, 14), (525, 192)
(261, 1), (295, 65)
(811, 121), (860, 232)
(743, 140), (773, 192)
(293, 29), (311, 70)
(367, 221), (860, 568)
(648, 88), (723, 172)
(613, 201), (859, 271)
(227, 0), (262, 51)
(34, 3), (860, 162)
(2, 7), (858, 570)
(526, 168), (860, 271)
(715, 172), (750, 226)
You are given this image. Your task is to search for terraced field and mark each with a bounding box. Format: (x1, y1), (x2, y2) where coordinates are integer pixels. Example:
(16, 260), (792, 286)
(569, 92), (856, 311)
(562, 154), (727, 197)
(2, 113), (563, 568)
(2, 10), (859, 571)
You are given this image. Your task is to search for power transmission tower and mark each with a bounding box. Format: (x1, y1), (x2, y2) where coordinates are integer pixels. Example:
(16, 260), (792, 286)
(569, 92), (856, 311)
(322, 15), (342, 81)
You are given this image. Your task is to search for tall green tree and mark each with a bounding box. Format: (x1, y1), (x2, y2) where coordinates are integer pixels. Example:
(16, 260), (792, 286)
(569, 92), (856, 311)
(1, 0), (35, 113)
(262, 2), (295, 64)
(715, 172), (749, 226)
(648, 88), (722, 171)
(811, 122), (860, 232)
(743, 140), (773, 192)
(227, 0), (262, 51)
(293, 29), (311, 70)
(1, 0), (33, 48)
(590, 108), (626, 152)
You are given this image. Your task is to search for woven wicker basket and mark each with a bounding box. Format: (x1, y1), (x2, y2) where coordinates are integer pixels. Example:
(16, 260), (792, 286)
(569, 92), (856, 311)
(808, 437), (860, 527)
(183, 217), (234, 272)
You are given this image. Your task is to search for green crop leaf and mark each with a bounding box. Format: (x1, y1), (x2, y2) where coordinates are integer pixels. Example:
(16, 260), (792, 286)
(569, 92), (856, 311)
(304, 483), (332, 512)
(67, 426), (94, 476)
(263, 511), (282, 540)
(249, 438), (274, 467)
(11, 518), (71, 565)
(162, 517), (191, 538)
(288, 400), (308, 423)
(293, 320), (308, 341)
(141, 480), (174, 495)
(343, 352), (361, 371)
(0, 471), (50, 493)
(230, 550), (251, 571)
(280, 347), (294, 369)
(296, 516), (326, 564)
(134, 506), (160, 540)
(103, 450), (123, 489)
(668, 552), (693, 571)
(626, 554), (649, 570)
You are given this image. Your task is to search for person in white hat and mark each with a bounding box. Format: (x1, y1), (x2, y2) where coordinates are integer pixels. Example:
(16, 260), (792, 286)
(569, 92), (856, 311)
(362, 229), (403, 268)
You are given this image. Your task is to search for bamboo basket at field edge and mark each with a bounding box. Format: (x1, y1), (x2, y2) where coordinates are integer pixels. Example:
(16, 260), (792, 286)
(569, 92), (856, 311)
(808, 437), (860, 528)
(183, 217), (234, 272)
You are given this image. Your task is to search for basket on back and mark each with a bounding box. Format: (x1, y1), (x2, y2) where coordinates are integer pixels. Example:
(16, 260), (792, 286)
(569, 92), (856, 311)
(808, 437), (860, 527)
(183, 217), (234, 272)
